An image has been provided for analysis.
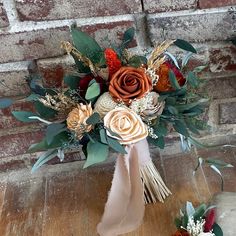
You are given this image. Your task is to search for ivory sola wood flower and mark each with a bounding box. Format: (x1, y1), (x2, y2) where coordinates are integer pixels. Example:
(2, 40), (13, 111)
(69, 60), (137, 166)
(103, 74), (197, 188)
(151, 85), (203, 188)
(104, 107), (148, 145)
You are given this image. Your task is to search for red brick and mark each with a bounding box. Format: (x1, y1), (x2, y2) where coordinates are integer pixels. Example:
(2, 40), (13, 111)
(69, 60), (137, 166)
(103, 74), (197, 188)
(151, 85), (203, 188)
(147, 11), (235, 43)
(0, 131), (44, 158)
(0, 101), (35, 130)
(15, 0), (142, 21)
(0, 26), (70, 63)
(37, 55), (75, 87)
(0, 0), (9, 28)
(143, 0), (197, 13)
(80, 20), (137, 49)
(209, 45), (236, 72)
(199, 0), (236, 9)
(0, 62), (31, 97)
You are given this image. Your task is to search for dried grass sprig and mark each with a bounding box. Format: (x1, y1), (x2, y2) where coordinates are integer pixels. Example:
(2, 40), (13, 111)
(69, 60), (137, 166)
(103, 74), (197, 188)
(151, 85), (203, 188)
(38, 92), (77, 117)
(147, 40), (175, 71)
(61, 41), (97, 76)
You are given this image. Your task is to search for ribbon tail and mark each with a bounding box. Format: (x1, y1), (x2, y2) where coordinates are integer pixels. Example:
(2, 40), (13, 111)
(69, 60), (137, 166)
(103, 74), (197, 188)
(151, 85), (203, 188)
(97, 145), (145, 236)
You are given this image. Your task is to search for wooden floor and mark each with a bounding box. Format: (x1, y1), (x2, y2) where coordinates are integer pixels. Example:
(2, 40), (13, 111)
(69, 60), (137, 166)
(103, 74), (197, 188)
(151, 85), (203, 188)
(0, 144), (236, 236)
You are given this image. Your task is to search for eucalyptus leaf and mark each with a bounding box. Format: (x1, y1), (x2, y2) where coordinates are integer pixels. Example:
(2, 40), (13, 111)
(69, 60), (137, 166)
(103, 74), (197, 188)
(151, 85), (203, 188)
(31, 149), (57, 173)
(186, 201), (195, 218)
(173, 120), (189, 137)
(28, 132), (69, 153)
(12, 111), (38, 122)
(71, 25), (104, 64)
(164, 51), (180, 69)
(34, 101), (57, 119)
(187, 71), (199, 88)
(193, 203), (206, 221)
(206, 159), (233, 168)
(0, 98), (13, 109)
(83, 141), (109, 168)
(64, 75), (81, 89)
(46, 123), (67, 145)
(174, 39), (197, 53)
(122, 27), (135, 48)
(107, 136), (127, 154)
(86, 112), (100, 125)
(169, 70), (181, 90)
(99, 128), (108, 144)
(212, 223), (223, 236)
(85, 80), (100, 100)
(182, 52), (193, 68)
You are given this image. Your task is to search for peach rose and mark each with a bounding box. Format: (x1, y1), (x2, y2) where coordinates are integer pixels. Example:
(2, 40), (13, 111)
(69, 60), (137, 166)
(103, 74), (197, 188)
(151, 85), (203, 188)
(109, 67), (152, 105)
(67, 103), (93, 139)
(104, 107), (148, 145)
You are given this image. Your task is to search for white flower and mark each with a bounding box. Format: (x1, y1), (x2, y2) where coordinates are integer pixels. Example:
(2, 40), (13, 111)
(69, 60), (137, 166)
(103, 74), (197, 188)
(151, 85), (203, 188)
(198, 233), (215, 236)
(187, 217), (205, 236)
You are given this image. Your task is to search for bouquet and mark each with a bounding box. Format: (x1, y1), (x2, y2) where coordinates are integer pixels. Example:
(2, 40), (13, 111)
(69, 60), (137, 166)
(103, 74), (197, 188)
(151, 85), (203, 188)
(8, 25), (211, 235)
(173, 202), (223, 236)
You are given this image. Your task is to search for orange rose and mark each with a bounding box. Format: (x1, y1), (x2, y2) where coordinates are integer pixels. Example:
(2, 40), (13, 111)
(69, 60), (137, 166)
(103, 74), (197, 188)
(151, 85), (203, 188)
(109, 67), (152, 105)
(154, 62), (186, 92)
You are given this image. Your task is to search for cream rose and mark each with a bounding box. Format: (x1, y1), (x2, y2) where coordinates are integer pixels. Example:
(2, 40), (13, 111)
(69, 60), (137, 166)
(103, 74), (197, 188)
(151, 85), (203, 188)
(198, 233), (215, 236)
(94, 92), (118, 118)
(104, 107), (148, 145)
(67, 103), (93, 139)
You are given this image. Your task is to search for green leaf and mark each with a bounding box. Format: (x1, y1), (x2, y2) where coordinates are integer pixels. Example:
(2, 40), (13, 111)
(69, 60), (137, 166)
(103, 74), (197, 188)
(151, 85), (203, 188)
(173, 120), (189, 137)
(193, 65), (208, 73)
(174, 39), (197, 53)
(25, 94), (40, 101)
(107, 136), (127, 154)
(64, 75), (81, 89)
(71, 25), (103, 64)
(169, 70), (181, 90)
(186, 201), (195, 218)
(83, 141), (109, 168)
(28, 132), (69, 153)
(182, 214), (188, 228)
(46, 123), (67, 145)
(0, 98), (13, 109)
(99, 128), (108, 144)
(213, 223), (223, 236)
(85, 80), (100, 100)
(31, 149), (57, 172)
(164, 52), (180, 69)
(175, 99), (208, 112)
(167, 105), (179, 115)
(34, 101), (57, 119)
(187, 71), (199, 88)
(105, 127), (122, 139)
(206, 159), (233, 168)
(174, 218), (182, 229)
(154, 136), (165, 149)
(128, 55), (147, 68)
(154, 121), (168, 136)
(122, 27), (135, 48)
(193, 203), (206, 221)
(12, 111), (38, 122)
(86, 112), (100, 125)
(182, 52), (193, 68)
(185, 119), (200, 135)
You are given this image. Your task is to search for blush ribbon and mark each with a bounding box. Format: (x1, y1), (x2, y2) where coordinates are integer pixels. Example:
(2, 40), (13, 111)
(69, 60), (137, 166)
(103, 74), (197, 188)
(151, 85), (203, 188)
(97, 138), (151, 236)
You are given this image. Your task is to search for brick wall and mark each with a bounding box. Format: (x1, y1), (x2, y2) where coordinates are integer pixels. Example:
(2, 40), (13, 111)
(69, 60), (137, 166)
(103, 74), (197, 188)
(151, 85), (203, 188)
(0, 0), (236, 170)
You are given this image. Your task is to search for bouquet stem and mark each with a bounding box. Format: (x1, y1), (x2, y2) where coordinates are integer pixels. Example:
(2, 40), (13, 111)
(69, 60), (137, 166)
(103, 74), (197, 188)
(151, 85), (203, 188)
(140, 160), (172, 204)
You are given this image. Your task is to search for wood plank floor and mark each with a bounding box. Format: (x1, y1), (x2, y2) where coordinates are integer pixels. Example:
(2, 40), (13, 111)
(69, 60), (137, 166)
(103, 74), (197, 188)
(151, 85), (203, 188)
(0, 144), (235, 236)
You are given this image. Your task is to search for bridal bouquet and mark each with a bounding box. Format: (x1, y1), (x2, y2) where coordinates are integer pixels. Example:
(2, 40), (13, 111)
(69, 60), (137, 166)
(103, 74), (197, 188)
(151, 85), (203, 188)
(9, 25), (210, 235)
(173, 202), (223, 236)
